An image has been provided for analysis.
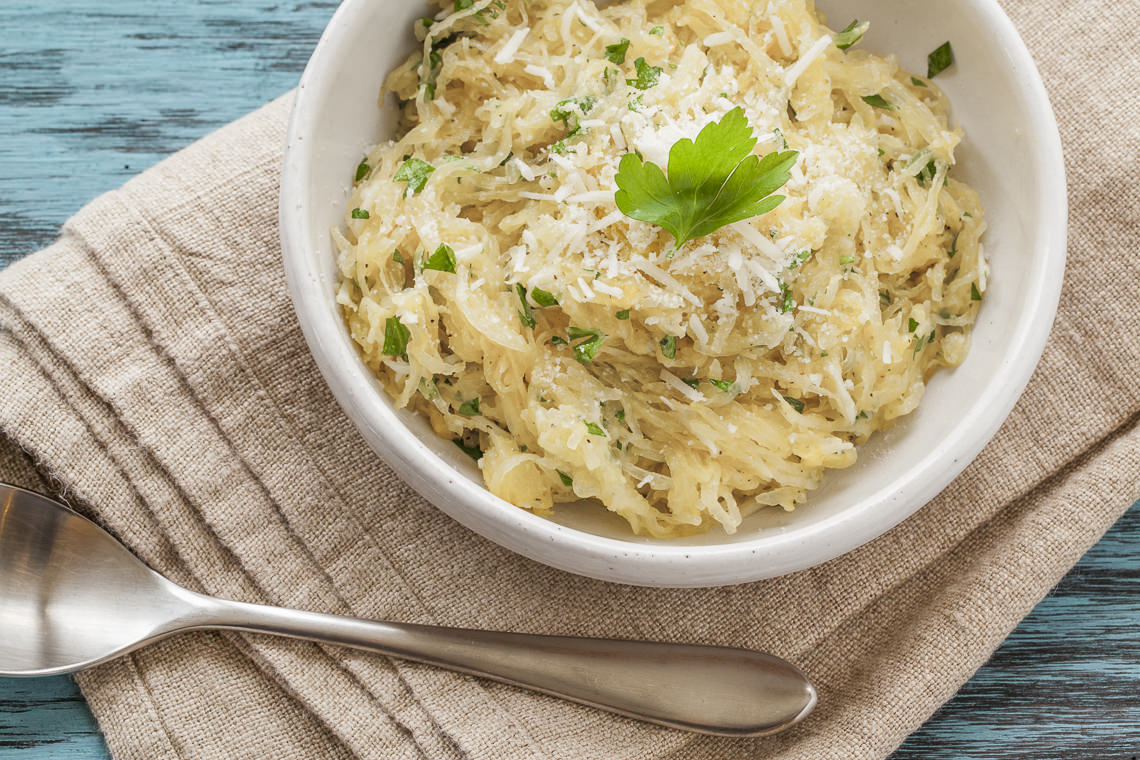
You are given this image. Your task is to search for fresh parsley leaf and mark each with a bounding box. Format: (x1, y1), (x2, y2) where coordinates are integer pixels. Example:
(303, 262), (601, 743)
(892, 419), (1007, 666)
(659, 334), (677, 359)
(453, 438), (482, 460)
(911, 76), (928, 88)
(710, 379), (735, 393)
(928, 41), (954, 78)
(351, 207), (370, 219)
(834, 20), (869, 50)
(971, 283), (982, 301)
(454, 0), (473, 10)
(395, 157), (435, 196)
(908, 317), (919, 333)
(531, 287), (558, 307)
(550, 336), (568, 346)
(567, 326), (606, 363)
(782, 396), (805, 413)
(614, 107), (797, 250)
(615, 408), (626, 422)
(649, 25), (664, 36)
(355, 159), (371, 182)
(517, 283), (536, 329)
(605, 38), (630, 64)
(584, 421), (606, 436)
(557, 470), (574, 487)
(626, 57), (662, 89)
(862, 94), (894, 110)
(457, 397), (481, 416)
(423, 243), (456, 273)
(615, 309), (630, 320)
(382, 316), (411, 356)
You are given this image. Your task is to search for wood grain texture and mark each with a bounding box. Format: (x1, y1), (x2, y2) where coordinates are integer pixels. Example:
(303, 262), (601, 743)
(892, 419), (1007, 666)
(0, 1), (1137, 758)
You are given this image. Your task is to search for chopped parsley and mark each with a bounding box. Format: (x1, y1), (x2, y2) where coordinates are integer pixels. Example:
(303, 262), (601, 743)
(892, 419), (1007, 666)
(915, 160), (938, 187)
(423, 243), (457, 273)
(626, 57), (662, 89)
(457, 397), (481, 416)
(908, 317), (919, 333)
(834, 20), (869, 50)
(779, 281), (795, 313)
(971, 283), (983, 301)
(614, 107), (797, 250)
(392, 249), (404, 264)
(551, 96), (595, 126)
(773, 127), (788, 149)
(418, 377), (439, 399)
(659, 334), (677, 359)
(840, 255), (855, 264)
(949, 231), (960, 258)
(788, 249), (814, 268)
(615, 309), (630, 320)
(615, 408), (626, 422)
(567, 326), (606, 363)
(710, 379), (735, 393)
(382, 316), (411, 356)
(395, 157), (435, 196)
(880, 290), (892, 306)
(583, 421), (606, 436)
(682, 377), (700, 389)
(782, 396), (805, 413)
(911, 76), (928, 88)
(531, 287), (559, 307)
(355, 159), (371, 182)
(453, 438), (482, 460)
(557, 470), (574, 487)
(861, 94), (894, 110)
(927, 42), (954, 78)
(649, 25), (664, 36)
(351, 207), (370, 219)
(605, 38), (631, 64)
(516, 283), (536, 329)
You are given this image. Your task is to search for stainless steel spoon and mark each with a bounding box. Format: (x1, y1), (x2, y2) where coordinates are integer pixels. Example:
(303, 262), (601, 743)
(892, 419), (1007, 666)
(0, 482), (816, 736)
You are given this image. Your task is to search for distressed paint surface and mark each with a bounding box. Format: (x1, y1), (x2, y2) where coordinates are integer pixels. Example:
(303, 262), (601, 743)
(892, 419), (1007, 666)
(0, 2), (1137, 758)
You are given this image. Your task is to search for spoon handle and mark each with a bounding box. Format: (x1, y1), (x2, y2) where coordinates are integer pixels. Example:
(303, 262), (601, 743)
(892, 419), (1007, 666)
(192, 595), (815, 736)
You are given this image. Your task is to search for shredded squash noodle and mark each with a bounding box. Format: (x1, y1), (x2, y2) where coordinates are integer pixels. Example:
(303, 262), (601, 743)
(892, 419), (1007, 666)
(335, 0), (988, 538)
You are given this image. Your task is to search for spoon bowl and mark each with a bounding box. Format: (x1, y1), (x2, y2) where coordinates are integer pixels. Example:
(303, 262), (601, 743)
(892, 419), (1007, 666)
(0, 484), (201, 675)
(0, 483), (816, 736)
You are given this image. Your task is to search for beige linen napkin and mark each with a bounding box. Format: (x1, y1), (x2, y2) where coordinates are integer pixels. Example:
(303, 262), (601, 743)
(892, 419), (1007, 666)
(2, 0), (1138, 757)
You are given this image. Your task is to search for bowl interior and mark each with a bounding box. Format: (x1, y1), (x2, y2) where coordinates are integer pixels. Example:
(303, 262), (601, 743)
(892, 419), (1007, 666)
(282, 0), (1064, 583)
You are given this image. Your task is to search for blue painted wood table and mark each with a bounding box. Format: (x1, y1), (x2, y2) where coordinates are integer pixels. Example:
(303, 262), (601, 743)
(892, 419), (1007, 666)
(1, 2), (1137, 758)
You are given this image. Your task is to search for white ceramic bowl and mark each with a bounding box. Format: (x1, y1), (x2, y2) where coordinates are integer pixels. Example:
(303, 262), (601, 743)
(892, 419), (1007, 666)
(281, 0), (1066, 587)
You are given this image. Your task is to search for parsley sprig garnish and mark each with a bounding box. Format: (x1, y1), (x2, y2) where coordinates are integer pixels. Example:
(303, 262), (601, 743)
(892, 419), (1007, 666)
(614, 107), (797, 251)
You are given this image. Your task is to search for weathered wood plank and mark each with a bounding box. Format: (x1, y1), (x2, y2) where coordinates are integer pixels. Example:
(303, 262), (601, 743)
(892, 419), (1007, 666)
(1, 1), (1137, 758)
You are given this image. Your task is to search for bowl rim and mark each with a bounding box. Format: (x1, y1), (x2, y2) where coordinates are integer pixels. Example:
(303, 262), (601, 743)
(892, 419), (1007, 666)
(280, 0), (1068, 587)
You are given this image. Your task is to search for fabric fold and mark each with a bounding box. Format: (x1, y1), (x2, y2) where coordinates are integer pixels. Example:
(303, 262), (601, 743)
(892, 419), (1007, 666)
(1, 0), (1138, 757)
